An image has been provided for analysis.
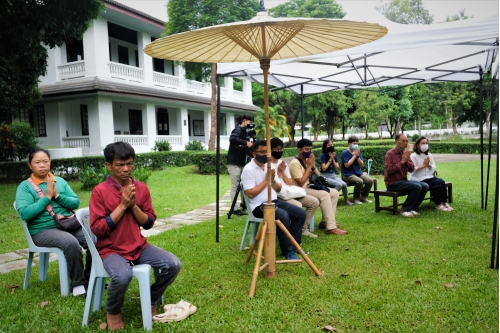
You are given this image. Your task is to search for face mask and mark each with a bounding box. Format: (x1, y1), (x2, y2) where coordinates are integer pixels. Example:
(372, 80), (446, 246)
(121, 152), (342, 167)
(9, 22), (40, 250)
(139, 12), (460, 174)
(328, 146), (335, 153)
(255, 154), (268, 164)
(271, 151), (283, 160)
(302, 151), (312, 158)
(420, 144), (429, 152)
(351, 144), (358, 151)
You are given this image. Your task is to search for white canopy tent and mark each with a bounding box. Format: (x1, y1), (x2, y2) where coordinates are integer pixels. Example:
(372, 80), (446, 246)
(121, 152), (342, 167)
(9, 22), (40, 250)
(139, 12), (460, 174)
(218, 12), (498, 94)
(216, 12), (499, 267)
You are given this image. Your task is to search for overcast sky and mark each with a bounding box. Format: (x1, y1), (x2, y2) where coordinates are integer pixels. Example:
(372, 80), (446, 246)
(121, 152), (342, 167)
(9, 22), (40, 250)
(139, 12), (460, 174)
(115, 0), (498, 23)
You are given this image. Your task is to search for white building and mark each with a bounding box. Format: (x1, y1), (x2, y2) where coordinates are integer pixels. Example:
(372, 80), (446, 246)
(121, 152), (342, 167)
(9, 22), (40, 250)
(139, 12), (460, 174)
(24, 0), (257, 156)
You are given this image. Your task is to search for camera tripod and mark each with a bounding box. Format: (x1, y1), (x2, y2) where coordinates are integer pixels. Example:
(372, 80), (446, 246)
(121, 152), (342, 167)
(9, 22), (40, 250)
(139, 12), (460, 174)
(227, 182), (246, 219)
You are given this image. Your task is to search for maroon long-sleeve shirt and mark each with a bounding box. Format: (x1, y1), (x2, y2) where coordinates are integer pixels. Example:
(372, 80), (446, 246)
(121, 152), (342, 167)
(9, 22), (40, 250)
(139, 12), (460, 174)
(90, 177), (156, 260)
(384, 147), (415, 187)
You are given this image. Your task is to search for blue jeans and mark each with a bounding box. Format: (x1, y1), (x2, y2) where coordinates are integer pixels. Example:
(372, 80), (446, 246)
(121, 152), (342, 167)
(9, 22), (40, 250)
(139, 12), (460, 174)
(102, 245), (181, 315)
(32, 227), (91, 288)
(252, 200), (305, 256)
(387, 181), (429, 212)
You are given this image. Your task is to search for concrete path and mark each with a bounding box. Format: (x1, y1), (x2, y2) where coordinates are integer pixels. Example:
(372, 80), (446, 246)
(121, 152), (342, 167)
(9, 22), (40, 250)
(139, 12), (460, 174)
(1, 153), (496, 274)
(0, 190), (234, 275)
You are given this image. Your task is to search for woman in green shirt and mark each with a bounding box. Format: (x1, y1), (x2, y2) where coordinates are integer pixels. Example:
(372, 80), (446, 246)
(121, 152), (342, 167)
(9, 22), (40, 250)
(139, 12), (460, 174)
(15, 148), (90, 297)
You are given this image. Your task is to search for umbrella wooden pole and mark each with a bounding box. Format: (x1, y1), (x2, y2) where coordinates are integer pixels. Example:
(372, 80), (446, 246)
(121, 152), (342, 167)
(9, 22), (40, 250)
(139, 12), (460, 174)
(260, 58), (276, 279)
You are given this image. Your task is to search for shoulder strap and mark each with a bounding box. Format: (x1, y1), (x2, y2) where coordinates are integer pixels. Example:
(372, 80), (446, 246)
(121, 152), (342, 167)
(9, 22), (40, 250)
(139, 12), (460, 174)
(295, 156), (307, 170)
(27, 178), (55, 216)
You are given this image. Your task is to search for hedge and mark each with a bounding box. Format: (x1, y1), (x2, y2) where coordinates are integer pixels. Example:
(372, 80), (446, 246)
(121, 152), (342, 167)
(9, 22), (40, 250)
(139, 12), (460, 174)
(1, 142), (496, 182)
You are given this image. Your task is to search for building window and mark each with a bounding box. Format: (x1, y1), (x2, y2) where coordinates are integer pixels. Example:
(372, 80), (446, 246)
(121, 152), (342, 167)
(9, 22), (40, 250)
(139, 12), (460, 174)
(19, 106), (46, 137)
(80, 105), (89, 136)
(66, 39), (84, 62)
(128, 109), (143, 135)
(0, 110), (12, 124)
(118, 45), (129, 65)
(153, 58), (164, 73)
(135, 50), (139, 68)
(157, 108), (169, 135)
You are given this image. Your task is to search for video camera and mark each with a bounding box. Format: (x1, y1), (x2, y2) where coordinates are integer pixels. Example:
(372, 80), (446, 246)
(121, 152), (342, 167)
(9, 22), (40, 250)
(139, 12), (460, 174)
(245, 123), (256, 141)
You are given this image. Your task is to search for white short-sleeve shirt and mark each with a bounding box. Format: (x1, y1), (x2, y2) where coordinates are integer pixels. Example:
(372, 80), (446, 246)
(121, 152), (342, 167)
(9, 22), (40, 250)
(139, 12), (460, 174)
(241, 159), (278, 212)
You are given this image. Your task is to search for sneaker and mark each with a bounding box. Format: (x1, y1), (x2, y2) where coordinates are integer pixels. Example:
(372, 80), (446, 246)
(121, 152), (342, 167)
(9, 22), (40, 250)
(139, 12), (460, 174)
(231, 209), (247, 216)
(436, 205), (449, 212)
(400, 211), (414, 217)
(284, 251), (298, 260)
(293, 249), (309, 255)
(302, 230), (318, 238)
(353, 199), (363, 205)
(360, 197), (372, 203)
(409, 210), (420, 216)
(318, 222), (327, 229)
(325, 228), (348, 235)
(444, 203), (454, 211)
(345, 200), (354, 206)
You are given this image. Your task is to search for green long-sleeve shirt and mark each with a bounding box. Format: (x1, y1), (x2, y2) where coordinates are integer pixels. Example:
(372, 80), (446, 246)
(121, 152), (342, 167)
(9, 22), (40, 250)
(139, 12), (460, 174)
(15, 176), (80, 235)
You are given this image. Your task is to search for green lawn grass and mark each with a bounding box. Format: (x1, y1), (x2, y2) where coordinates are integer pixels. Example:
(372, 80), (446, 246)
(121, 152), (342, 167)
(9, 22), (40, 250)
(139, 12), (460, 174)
(0, 160), (498, 332)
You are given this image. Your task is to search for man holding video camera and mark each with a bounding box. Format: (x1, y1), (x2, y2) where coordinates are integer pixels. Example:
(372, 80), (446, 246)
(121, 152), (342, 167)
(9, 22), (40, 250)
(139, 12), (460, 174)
(227, 114), (254, 216)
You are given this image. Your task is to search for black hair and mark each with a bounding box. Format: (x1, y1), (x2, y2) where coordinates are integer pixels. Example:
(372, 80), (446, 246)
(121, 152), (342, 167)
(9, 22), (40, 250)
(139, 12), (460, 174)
(347, 136), (359, 144)
(413, 136), (429, 155)
(271, 137), (284, 149)
(238, 113), (254, 124)
(297, 138), (313, 149)
(251, 140), (267, 152)
(395, 133), (405, 141)
(322, 139), (333, 154)
(104, 141), (135, 164)
(28, 148), (50, 163)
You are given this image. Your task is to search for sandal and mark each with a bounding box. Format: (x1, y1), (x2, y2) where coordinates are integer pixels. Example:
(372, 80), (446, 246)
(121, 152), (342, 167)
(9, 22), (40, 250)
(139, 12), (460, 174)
(436, 205), (449, 211)
(444, 203), (454, 211)
(154, 300), (197, 323)
(400, 211), (414, 217)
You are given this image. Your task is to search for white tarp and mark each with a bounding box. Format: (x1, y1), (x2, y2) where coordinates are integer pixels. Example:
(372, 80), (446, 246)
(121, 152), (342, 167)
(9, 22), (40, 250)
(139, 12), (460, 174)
(218, 12), (499, 94)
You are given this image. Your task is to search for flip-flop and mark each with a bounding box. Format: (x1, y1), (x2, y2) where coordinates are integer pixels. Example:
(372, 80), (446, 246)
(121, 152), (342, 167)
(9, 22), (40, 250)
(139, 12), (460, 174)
(153, 300), (197, 323)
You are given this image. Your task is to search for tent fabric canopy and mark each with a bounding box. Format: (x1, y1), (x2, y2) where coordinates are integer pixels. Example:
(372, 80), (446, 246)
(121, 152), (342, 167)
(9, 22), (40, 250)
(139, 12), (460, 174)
(218, 12), (499, 94)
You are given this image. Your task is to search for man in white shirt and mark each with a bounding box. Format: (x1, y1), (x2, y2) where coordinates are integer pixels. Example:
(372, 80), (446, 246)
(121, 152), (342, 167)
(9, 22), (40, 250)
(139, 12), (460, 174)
(241, 140), (306, 260)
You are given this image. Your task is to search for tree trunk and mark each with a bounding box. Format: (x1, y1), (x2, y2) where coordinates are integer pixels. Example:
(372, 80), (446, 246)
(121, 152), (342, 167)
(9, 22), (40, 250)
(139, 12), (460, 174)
(365, 120), (369, 140)
(418, 116), (422, 136)
(208, 63), (217, 150)
(449, 107), (458, 135)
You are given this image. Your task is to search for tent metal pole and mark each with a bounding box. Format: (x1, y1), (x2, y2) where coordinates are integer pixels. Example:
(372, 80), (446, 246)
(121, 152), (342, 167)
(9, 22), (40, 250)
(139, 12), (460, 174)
(479, 67), (485, 209)
(490, 106), (499, 269)
(301, 84), (304, 139)
(216, 74), (221, 242)
(485, 78), (495, 209)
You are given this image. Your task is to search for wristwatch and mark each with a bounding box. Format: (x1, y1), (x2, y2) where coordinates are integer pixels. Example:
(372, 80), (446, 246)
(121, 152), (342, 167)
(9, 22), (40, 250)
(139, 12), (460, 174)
(271, 180), (276, 185)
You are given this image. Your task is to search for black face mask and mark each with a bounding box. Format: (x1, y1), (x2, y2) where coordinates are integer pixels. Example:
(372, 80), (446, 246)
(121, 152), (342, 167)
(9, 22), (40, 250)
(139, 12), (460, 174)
(271, 151), (283, 160)
(254, 154), (268, 164)
(328, 146), (335, 153)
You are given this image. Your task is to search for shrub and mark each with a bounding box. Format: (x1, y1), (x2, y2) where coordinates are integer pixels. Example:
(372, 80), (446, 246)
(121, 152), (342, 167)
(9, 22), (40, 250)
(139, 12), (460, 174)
(132, 167), (152, 184)
(411, 133), (420, 142)
(185, 140), (205, 151)
(0, 123), (16, 161)
(442, 135), (466, 142)
(9, 121), (38, 160)
(152, 140), (172, 152)
(79, 166), (109, 190)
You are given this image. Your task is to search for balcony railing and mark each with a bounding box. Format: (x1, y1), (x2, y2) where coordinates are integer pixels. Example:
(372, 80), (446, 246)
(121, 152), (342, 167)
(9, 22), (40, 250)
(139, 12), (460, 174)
(156, 135), (182, 146)
(62, 136), (90, 148)
(186, 80), (207, 94)
(153, 72), (180, 88)
(109, 62), (144, 82)
(58, 61), (85, 80)
(114, 135), (147, 146)
(233, 90), (246, 102)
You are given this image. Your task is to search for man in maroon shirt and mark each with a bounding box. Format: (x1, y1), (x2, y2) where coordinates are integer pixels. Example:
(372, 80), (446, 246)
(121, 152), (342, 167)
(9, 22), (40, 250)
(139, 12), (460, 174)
(90, 142), (181, 330)
(384, 134), (429, 217)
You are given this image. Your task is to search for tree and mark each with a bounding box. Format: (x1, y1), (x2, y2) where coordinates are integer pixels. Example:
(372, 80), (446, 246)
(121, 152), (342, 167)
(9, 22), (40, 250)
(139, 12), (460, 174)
(351, 91), (389, 139)
(408, 84), (431, 135)
(376, 0), (433, 24)
(446, 9), (472, 22)
(165, 0), (259, 150)
(384, 86), (413, 137)
(269, 0), (345, 18)
(9, 121), (39, 161)
(0, 0), (103, 113)
(253, 105), (291, 140)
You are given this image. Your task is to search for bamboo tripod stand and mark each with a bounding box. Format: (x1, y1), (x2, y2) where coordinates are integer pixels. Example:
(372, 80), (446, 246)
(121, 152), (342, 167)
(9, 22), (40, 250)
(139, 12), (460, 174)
(246, 203), (322, 297)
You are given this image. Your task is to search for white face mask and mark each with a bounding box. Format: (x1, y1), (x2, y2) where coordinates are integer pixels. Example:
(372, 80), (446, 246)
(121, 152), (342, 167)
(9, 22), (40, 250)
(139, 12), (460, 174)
(420, 144), (429, 152)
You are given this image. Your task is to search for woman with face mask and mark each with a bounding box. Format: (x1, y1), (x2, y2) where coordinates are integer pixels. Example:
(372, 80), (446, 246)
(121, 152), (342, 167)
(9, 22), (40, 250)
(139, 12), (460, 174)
(409, 136), (453, 211)
(319, 139), (353, 205)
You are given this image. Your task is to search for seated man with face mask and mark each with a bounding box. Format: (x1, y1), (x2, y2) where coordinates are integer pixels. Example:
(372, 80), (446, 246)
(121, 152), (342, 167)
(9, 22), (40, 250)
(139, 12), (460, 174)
(341, 136), (373, 205)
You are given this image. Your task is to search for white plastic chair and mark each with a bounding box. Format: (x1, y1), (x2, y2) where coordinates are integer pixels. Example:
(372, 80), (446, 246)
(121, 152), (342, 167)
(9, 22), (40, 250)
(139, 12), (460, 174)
(239, 186), (314, 250)
(75, 208), (162, 331)
(13, 202), (70, 296)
